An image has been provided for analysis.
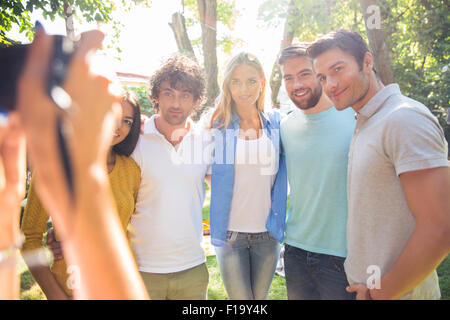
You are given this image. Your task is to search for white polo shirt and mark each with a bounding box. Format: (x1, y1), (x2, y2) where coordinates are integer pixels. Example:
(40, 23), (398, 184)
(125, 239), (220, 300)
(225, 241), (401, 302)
(130, 115), (213, 273)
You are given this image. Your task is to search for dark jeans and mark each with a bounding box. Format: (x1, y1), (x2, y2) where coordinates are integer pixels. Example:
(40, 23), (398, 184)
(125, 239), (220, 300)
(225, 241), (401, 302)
(284, 244), (355, 300)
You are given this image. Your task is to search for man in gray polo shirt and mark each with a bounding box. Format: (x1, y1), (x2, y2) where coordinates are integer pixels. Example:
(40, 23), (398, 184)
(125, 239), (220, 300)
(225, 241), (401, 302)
(308, 30), (450, 300)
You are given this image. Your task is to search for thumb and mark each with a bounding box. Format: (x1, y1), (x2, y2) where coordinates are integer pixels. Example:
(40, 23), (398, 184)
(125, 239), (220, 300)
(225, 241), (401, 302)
(346, 285), (359, 292)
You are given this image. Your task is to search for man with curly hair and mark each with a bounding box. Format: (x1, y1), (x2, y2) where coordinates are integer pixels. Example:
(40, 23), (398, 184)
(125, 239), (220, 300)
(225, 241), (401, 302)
(129, 55), (212, 300)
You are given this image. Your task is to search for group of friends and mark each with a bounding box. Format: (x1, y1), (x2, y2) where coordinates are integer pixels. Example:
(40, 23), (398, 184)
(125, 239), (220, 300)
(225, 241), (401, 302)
(7, 27), (450, 300)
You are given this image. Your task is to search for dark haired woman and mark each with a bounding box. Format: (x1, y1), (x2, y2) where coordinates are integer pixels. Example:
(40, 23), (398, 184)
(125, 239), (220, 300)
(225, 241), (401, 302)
(21, 91), (142, 299)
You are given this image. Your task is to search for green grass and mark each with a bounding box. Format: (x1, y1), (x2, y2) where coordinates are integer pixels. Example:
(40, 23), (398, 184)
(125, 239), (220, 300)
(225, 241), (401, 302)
(437, 255), (450, 300)
(202, 182), (211, 221)
(19, 255), (46, 300)
(19, 253), (287, 300)
(18, 251), (450, 300)
(205, 255), (288, 300)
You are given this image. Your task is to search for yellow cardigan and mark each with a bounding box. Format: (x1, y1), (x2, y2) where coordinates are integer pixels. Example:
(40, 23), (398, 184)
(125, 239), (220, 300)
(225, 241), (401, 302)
(21, 155), (141, 297)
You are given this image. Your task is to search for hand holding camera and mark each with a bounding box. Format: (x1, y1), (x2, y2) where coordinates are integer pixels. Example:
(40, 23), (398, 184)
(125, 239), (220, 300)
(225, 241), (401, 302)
(16, 26), (122, 241)
(0, 24), (147, 299)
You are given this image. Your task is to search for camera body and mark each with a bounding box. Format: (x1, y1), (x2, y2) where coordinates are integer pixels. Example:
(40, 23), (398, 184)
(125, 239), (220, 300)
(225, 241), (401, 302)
(0, 34), (77, 198)
(0, 35), (75, 111)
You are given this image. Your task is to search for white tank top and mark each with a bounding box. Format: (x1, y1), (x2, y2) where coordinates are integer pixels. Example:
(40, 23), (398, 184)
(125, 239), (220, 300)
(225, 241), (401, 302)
(228, 130), (278, 233)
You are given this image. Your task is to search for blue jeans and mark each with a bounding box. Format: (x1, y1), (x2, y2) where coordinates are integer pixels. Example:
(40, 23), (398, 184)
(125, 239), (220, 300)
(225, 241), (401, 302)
(284, 244), (355, 300)
(214, 231), (281, 300)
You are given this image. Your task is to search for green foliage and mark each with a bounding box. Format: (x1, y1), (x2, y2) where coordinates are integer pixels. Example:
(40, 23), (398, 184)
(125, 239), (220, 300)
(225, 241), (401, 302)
(259, 0), (365, 42)
(218, 35), (243, 55)
(183, 0), (241, 58)
(124, 86), (155, 118)
(258, 0), (290, 26)
(0, 1), (34, 44)
(217, 0), (239, 30)
(437, 255), (450, 300)
(0, 0), (151, 52)
(184, 0), (239, 28)
(385, 0), (449, 133)
(258, 0), (449, 135)
(0, 0), (113, 43)
(0, 0), (114, 44)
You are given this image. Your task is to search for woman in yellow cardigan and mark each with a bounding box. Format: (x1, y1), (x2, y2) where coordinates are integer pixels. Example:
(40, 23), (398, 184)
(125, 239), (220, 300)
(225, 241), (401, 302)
(21, 91), (142, 299)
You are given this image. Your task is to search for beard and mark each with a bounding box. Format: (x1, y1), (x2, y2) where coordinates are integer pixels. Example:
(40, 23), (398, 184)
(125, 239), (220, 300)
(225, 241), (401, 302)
(350, 71), (371, 108)
(291, 85), (322, 111)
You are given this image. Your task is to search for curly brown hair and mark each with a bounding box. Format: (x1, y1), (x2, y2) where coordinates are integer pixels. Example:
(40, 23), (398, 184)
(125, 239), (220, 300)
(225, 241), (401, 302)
(149, 55), (206, 112)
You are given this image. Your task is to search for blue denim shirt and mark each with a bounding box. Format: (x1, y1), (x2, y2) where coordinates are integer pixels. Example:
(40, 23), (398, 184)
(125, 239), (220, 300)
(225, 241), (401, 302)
(209, 109), (287, 246)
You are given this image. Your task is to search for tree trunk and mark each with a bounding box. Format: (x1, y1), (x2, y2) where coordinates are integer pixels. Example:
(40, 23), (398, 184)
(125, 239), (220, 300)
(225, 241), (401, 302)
(169, 12), (197, 61)
(197, 0), (220, 107)
(269, 0), (298, 107)
(63, 2), (75, 41)
(360, 0), (394, 84)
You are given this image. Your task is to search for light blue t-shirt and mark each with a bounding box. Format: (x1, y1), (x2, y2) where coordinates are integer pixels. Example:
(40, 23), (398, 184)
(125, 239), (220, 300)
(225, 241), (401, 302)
(281, 106), (355, 257)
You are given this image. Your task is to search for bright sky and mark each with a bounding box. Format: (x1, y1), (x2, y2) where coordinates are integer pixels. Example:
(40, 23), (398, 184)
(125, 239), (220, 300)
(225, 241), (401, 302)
(112, 0), (286, 78)
(8, 0), (293, 108)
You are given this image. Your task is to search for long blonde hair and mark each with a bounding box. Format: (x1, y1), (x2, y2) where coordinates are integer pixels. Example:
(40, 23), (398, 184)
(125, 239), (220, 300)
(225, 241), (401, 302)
(210, 52), (266, 128)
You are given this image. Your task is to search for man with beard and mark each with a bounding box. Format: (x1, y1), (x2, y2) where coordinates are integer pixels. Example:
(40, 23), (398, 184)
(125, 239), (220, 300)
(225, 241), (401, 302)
(278, 43), (356, 299)
(129, 55), (212, 300)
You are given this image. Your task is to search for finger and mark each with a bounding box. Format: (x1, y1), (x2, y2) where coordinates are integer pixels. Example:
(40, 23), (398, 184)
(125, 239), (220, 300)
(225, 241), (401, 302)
(2, 113), (26, 191)
(46, 228), (55, 243)
(54, 254), (64, 262)
(52, 247), (63, 256)
(346, 285), (356, 292)
(346, 284), (364, 293)
(72, 30), (104, 66)
(48, 243), (61, 254)
(46, 236), (54, 246)
(17, 25), (57, 133)
(347, 284), (369, 300)
(48, 246), (62, 259)
(47, 239), (54, 248)
(19, 25), (53, 94)
(49, 241), (62, 250)
(0, 113), (8, 191)
(49, 228), (55, 239)
(47, 241), (62, 251)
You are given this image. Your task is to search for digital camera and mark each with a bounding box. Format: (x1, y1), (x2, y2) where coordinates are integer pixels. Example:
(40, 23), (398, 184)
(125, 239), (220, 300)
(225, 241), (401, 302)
(0, 34), (75, 110)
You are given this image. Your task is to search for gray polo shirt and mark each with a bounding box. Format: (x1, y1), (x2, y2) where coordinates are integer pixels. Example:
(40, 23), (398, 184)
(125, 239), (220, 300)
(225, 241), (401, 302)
(345, 84), (449, 299)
